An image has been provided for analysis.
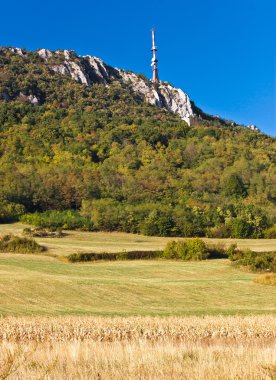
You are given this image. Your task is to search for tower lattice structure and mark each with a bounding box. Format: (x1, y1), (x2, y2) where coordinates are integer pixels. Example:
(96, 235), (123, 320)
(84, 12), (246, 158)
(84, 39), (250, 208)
(151, 28), (159, 83)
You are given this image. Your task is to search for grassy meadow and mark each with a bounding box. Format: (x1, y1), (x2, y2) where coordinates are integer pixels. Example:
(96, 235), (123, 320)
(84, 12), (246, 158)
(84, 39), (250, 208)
(0, 253), (275, 316)
(0, 223), (275, 316)
(0, 223), (276, 256)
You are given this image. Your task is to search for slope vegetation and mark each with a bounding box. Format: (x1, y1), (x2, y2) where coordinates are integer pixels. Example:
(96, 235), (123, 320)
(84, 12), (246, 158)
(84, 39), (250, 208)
(0, 47), (275, 238)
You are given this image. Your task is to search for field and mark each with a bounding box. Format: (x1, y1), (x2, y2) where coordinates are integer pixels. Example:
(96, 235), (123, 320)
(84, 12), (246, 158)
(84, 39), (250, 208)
(1, 223), (276, 256)
(0, 253), (275, 316)
(0, 316), (275, 379)
(0, 223), (275, 378)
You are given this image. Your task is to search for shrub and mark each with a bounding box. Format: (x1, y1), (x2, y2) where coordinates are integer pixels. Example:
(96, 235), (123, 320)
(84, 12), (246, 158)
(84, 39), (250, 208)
(23, 227), (32, 237)
(207, 243), (228, 259)
(21, 210), (94, 231)
(67, 250), (161, 263)
(206, 224), (231, 238)
(230, 218), (252, 238)
(229, 249), (276, 272)
(163, 239), (209, 261)
(162, 241), (179, 259)
(0, 235), (45, 254)
(140, 209), (175, 237)
(67, 252), (117, 263)
(116, 251), (161, 260)
(264, 225), (276, 239)
(0, 201), (26, 223)
(225, 243), (237, 257)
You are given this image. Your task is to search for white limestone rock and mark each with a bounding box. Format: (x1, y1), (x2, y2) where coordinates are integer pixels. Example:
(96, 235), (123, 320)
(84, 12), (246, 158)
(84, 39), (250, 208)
(28, 94), (40, 106)
(68, 60), (90, 85)
(34, 48), (195, 123)
(84, 56), (109, 84)
(248, 125), (259, 132)
(52, 64), (70, 75)
(37, 49), (52, 60)
(63, 50), (72, 61)
(158, 84), (194, 124)
(118, 70), (194, 124)
(8, 47), (24, 56)
(19, 92), (40, 105)
(118, 70), (162, 107)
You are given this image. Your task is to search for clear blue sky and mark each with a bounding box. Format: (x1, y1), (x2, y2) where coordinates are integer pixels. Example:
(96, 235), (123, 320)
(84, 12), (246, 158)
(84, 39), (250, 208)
(1, 0), (275, 136)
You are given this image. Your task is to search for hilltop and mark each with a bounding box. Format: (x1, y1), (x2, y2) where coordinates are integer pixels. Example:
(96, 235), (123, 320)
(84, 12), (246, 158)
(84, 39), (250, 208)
(0, 47), (238, 127)
(0, 46), (275, 238)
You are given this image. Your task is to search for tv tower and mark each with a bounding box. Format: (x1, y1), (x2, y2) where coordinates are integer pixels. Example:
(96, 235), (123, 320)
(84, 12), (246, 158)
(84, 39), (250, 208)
(151, 28), (159, 83)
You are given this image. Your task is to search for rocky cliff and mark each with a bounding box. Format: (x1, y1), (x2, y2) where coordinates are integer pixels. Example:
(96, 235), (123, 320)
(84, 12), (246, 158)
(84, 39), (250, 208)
(35, 48), (194, 125)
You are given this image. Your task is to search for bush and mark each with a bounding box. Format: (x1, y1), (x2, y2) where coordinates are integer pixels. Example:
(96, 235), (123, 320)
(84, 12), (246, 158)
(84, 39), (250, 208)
(23, 227), (32, 237)
(116, 251), (161, 260)
(67, 250), (162, 263)
(0, 201), (26, 223)
(206, 224), (231, 238)
(67, 252), (117, 263)
(0, 235), (45, 254)
(229, 249), (276, 272)
(162, 241), (179, 259)
(264, 225), (276, 239)
(230, 218), (252, 238)
(21, 210), (93, 231)
(163, 239), (209, 261)
(140, 209), (175, 237)
(208, 243), (228, 259)
(225, 243), (237, 257)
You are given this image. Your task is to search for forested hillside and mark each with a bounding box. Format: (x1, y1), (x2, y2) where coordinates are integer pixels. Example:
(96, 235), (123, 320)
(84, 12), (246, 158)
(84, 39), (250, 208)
(0, 47), (275, 238)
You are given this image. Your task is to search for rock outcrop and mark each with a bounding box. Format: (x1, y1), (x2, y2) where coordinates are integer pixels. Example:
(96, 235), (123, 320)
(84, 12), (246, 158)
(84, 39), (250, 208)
(1, 47), (194, 124)
(36, 49), (194, 124)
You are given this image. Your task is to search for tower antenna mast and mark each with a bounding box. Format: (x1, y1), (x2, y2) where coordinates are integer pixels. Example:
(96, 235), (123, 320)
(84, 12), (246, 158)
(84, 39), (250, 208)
(151, 28), (159, 83)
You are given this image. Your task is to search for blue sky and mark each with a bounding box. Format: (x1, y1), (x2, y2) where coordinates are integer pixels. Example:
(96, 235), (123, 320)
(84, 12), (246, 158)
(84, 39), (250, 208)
(1, 0), (275, 136)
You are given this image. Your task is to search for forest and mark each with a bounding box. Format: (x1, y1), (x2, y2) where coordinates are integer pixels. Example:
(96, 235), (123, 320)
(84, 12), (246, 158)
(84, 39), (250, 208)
(0, 48), (275, 238)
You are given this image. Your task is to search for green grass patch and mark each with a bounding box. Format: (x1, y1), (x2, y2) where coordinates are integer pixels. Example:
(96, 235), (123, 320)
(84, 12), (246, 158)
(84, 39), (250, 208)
(0, 255), (275, 316)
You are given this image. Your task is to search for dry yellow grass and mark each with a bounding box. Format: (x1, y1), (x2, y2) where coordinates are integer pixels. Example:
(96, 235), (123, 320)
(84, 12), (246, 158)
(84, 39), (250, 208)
(0, 316), (275, 379)
(0, 316), (275, 342)
(1, 340), (275, 380)
(255, 273), (276, 286)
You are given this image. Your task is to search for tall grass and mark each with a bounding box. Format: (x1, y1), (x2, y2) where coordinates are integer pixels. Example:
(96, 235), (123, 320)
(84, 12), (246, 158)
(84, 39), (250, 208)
(0, 316), (275, 379)
(0, 316), (275, 342)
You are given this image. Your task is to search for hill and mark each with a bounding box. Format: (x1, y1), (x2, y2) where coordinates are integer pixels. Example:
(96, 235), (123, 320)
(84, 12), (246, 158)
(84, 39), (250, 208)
(0, 46), (275, 238)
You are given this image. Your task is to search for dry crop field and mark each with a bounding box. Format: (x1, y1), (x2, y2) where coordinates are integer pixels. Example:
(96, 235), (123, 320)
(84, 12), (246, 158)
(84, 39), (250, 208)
(0, 316), (275, 379)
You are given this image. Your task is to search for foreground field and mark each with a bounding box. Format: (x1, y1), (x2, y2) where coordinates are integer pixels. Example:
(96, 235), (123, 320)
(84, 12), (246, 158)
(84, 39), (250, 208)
(1, 223), (276, 256)
(0, 316), (275, 379)
(0, 255), (275, 316)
